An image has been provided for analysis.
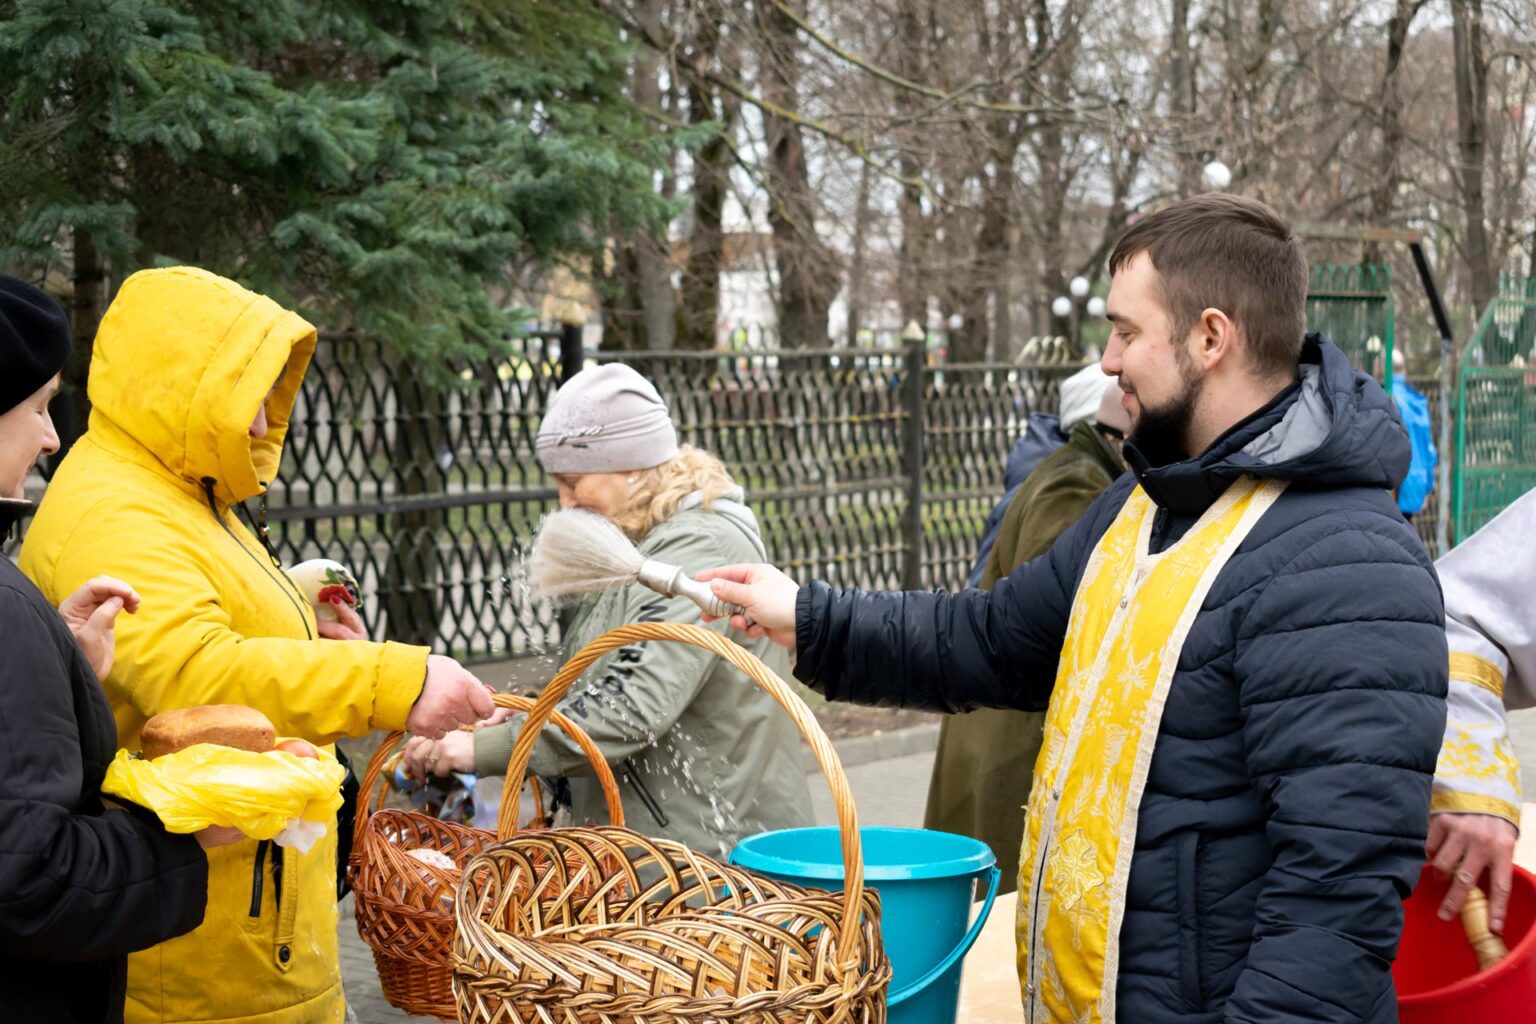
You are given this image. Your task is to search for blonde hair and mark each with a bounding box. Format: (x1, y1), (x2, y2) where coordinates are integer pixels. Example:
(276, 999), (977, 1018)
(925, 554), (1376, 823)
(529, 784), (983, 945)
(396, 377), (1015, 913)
(609, 444), (738, 539)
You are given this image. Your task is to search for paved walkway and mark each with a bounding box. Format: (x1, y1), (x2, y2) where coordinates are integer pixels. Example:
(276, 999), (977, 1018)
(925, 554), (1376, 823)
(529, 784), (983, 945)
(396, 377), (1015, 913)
(340, 710), (1536, 1022)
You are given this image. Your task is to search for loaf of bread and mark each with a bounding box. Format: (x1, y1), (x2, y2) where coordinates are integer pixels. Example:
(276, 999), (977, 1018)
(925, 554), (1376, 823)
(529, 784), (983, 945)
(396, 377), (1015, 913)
(141, 705), (276, 760)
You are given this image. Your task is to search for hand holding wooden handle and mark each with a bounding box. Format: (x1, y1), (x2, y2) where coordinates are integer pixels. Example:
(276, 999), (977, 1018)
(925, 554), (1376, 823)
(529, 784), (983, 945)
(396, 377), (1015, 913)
(1460, 886), (1510, 971)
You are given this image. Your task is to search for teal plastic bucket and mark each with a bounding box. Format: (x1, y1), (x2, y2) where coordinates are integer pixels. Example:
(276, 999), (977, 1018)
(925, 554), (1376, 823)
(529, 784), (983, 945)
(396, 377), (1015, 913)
(730, 827), (999, 1024)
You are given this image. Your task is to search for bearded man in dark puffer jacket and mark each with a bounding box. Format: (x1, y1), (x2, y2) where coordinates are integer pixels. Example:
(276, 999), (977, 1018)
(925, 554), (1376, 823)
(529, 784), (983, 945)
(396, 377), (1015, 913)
(702, 195), (1448, 1024)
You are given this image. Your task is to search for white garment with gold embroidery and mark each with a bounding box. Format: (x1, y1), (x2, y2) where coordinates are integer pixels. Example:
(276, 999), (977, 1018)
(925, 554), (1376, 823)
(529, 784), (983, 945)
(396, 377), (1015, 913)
(1433, 491), (1536, 826)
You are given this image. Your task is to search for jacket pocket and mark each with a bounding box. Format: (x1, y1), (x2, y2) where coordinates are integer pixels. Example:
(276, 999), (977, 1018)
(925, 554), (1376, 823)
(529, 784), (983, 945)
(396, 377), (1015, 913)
(241, 839), (269, 934)
(272, 844), (299, 973)
(1174, 831), (1204, 1011)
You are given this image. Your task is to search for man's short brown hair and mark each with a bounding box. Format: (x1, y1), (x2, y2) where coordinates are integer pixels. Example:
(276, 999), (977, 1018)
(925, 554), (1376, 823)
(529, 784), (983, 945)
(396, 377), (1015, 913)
(1109, 194), (1307, 378)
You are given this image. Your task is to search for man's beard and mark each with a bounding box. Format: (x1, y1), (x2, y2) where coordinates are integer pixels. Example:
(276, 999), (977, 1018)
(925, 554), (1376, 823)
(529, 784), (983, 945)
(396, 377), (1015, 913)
(1128, 360), (1204, 461)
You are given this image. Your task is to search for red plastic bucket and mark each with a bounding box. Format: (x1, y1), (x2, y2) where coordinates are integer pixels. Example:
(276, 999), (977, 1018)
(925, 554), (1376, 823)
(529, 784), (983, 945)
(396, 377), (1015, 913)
(1394, 862), (1536, 1022)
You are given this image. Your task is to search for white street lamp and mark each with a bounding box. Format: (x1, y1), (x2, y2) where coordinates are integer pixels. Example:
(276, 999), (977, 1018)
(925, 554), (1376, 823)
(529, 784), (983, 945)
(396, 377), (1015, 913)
(1051, 296), (1073, 319)
(1069, 276), (1090, 299)
(1086, 296), (1107, 318)
(1202, 159), (1233, 190)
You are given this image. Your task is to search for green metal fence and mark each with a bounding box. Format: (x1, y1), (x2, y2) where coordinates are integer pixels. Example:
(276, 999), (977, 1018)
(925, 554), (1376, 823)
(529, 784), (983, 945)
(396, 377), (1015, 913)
(1454, 275), (1536, 541)
(1306, 263), (1394, 383)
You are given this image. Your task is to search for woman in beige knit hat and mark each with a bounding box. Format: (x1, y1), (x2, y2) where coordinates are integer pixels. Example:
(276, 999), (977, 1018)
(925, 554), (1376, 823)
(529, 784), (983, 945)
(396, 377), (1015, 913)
(405, 363), (812, 855)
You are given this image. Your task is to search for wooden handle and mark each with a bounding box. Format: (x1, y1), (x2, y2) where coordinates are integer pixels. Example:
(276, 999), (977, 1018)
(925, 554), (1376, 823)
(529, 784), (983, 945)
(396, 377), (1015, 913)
(501, 621), (867, 964)
(353, 692), (624, 853)
(1460, 886), (1509, 971)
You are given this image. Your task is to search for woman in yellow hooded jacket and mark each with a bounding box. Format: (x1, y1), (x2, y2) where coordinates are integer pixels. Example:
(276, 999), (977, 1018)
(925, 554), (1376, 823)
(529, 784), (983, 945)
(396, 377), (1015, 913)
(20, 267), (494, 1024)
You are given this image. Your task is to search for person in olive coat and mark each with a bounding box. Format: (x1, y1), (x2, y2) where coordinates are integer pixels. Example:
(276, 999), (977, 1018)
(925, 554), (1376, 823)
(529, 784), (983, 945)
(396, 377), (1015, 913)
(924, 373), (1129, 890)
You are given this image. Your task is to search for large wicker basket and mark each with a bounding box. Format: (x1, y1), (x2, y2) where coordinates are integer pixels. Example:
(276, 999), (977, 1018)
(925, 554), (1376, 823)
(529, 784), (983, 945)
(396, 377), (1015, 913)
(452, 622), (892, 1024)
(350, 692), (624, 1020)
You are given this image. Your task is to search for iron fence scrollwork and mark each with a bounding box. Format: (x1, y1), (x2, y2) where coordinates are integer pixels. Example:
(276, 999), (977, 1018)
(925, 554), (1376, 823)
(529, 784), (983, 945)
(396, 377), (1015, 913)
(262, 337), (1076, 661)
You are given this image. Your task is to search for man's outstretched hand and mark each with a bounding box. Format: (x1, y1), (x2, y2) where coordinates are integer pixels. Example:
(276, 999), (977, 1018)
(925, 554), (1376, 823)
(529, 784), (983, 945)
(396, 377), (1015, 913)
(695, 564), (800, 650)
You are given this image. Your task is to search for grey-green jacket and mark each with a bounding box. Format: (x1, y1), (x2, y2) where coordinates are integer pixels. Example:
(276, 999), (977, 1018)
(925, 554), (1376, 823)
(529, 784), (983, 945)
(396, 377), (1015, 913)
(475, 494), (813, 857)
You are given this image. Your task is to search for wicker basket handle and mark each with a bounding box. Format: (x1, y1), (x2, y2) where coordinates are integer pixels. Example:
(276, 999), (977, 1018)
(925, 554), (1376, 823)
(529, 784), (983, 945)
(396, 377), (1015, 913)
(489, 695), (626, 836)
(353, 693), (625, 854)
(501, 621), (868, 961)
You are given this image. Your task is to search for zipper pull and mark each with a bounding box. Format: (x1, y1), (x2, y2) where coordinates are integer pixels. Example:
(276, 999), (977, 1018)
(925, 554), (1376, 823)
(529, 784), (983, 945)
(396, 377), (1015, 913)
(254, 491), (284, 569)
(255, 491), (272, 544)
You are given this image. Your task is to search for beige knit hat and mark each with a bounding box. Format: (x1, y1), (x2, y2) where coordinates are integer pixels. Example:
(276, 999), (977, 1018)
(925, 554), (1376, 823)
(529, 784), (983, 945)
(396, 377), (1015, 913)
(535, 363), (679, 474)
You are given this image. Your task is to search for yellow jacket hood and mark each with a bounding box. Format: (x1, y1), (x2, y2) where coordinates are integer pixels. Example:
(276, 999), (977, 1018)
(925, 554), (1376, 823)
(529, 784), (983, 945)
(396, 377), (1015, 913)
(88, 267), (315, 506)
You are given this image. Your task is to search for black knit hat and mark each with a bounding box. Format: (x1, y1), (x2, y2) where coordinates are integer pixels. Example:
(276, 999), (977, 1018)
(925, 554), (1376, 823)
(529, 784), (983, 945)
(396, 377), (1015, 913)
(0, 273), (71, 415)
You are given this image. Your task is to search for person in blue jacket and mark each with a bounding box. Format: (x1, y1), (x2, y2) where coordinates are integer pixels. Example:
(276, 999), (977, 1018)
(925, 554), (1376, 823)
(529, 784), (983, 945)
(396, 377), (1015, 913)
(703, 195), (1447, 1024)
(1390, 348), (1438, 520)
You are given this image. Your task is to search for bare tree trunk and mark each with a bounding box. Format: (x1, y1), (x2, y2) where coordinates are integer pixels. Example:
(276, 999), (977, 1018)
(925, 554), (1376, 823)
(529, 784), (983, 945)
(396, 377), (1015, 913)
(844, 158), (873, 346)
(1169, 0), (1202, 196)
(384, 362), (444, 649)
(678, 87), (729, 351)
(1452, 0), (1496, 314)
(993, 247), (1015, 360)
(1365, 0), (1421, 263)
(1026, 0), (1079, 343)
(952, 170), (1011, 362)
(758, 0), (839, 347)
(56, 227), (106, 464)
(895, 0), (930, 329)
(1035, 124), (1070, 342)
(631, 0), (677, 350)
(675, 3), (733, 352)
(897, 181), (928, 330)
(947, 2), (1018, 364)
(597, 236), (645, 351)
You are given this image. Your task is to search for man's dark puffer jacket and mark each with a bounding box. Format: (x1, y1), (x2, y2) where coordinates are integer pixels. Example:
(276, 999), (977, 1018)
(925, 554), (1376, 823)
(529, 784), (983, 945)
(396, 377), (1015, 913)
(795, 336), (1448, 1024)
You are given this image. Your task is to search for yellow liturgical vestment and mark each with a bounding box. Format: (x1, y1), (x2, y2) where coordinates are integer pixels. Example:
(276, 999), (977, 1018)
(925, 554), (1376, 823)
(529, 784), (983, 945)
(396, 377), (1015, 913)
(1015, 476), (1286, 1023)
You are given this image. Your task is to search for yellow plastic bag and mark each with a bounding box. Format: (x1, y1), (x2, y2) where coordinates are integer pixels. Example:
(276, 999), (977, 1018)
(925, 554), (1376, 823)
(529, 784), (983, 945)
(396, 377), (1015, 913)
(103, 741), (345, 848)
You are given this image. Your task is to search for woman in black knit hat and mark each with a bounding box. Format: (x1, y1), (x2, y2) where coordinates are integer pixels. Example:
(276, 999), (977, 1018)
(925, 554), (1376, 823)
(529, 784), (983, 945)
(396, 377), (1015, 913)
(0, 273), (236, 1024)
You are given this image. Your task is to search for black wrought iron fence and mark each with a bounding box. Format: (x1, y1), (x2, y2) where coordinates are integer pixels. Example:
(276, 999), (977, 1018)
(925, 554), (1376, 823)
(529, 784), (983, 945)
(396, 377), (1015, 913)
(263, 330), (580, 658)
(3, 332), (1453, 660)
(603, 349), (909, 592)
(917, 363), (1041, 587)
(258, 336), (1075, 661)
